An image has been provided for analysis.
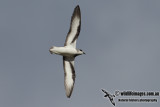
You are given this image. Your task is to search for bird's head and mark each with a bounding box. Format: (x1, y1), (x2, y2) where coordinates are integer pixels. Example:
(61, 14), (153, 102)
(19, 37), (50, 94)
(79, 49), (85, 55)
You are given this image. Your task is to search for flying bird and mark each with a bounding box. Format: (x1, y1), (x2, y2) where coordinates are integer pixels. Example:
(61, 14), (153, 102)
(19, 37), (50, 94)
(49, 5), (85, 98)
(102, 89), (116, 106)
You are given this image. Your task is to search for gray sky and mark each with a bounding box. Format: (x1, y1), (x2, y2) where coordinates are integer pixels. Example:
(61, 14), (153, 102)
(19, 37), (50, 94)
(0, 0), (160, 107)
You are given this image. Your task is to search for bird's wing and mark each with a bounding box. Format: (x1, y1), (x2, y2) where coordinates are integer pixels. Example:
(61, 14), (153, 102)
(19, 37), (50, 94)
(102, 89), (109, 95)
(109, 98), (115, 106)
(63, 56), (75, 98)
(64, 5), (81, 48)
(108, 95), (115, 106)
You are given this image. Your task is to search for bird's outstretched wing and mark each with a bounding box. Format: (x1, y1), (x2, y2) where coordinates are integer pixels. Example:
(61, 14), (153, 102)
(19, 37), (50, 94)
(63, 56), (75, 98)
(64, 5), (81, 48)
(102, 89), (109, 95)
(102, 89), (115, 106)
(108, 95), (115, 106)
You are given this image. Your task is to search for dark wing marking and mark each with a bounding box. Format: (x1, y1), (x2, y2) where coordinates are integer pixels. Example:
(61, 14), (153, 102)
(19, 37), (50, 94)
(64, 5), (81, 48)
(63, 56), (75, 98)
(108, 95), (115, 106)
(102, 89), (109, 96)
(102, 89), (115, 106)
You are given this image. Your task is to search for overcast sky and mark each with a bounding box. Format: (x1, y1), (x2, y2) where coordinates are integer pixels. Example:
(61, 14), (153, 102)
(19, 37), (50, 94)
(0, 0), (160, 107)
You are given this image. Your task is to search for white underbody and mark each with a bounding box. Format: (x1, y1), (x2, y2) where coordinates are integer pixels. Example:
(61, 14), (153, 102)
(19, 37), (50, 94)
(49, 5), (83, 98)
(50, 46), (82, 57)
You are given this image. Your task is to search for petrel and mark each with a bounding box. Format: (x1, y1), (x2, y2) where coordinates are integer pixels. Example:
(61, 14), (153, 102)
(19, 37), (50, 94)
(102, 89), (115, 106)
(49, 5), (85, 98)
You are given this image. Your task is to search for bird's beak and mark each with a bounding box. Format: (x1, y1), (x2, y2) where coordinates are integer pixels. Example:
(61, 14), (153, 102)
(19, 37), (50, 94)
(83, 52), (86, 54)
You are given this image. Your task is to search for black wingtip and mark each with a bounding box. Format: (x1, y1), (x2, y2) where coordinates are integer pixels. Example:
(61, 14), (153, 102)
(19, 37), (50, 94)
(75, 5), (80, 12)
(67, 95), (71, 98)
(76, 5), (80, 8)
(65, 87), (73, 98)
(101, 89), (105, 92)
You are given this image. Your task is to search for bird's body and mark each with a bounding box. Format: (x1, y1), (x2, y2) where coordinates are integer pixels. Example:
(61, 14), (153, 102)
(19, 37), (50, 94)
(49, 5), (84, 98)
(102, 89), (116, 106)
(50, 46), (83, 57)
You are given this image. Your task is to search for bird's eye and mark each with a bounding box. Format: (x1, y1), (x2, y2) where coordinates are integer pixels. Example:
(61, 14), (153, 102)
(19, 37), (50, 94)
(80, 49), (82, 51)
